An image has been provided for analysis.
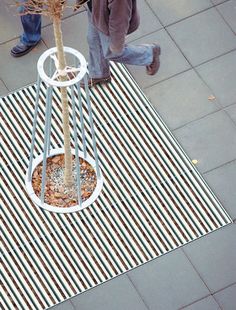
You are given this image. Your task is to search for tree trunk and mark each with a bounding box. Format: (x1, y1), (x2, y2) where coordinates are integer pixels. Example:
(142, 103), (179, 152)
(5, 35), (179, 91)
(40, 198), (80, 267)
(53, 16), (73, 186)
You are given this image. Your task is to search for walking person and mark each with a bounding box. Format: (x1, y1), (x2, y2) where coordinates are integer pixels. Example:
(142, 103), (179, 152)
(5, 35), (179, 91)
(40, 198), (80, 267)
(10, 1), (41, 57)
(84, 0), (161, 87)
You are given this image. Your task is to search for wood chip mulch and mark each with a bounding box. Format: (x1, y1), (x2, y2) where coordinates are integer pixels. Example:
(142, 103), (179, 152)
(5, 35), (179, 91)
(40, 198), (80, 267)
(32, 154), (97, 208)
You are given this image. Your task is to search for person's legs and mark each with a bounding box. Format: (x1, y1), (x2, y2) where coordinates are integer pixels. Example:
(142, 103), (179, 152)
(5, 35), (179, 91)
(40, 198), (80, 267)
(85, 10), (160, 84)
(11, 1), (42, 57)
(20, 14), (41, 46)
(103, 42), (153, 66)
(99, 31), (160, 76)
(87, 10), (110, 78)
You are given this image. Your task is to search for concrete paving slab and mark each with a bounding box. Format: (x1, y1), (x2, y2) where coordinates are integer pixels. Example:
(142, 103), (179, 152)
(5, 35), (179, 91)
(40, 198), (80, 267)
(225, 104), (236, 124)
(0, 1), (23, 44)
(0, 79), (9, 97)
(145, 69), (221, 130)
(173, 111), (236, 173)
(70, 275), (148, 310)
(214, 283), (236, 310)
(167, 8), (236, 66)
(127, 0), (162, 42)
(51, 300), (75, 310)
(0, 39), (48, 92)
(181, 296), (220, 310)
(183, 224), (236, 293)
(211, 0), (230, 5)
(127, 29), (191, 89)
(42, 11), (89, 60)
(217, 0), (236, 33)
(128, 249), (209, 310)
(204, 160), (236, 220)
(196, 51), (236, 108)
(145, 0), (213, 26)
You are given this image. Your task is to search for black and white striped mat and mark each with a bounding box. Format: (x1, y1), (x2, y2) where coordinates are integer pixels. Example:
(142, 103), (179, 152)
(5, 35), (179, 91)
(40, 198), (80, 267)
(1, 63), (232, 310)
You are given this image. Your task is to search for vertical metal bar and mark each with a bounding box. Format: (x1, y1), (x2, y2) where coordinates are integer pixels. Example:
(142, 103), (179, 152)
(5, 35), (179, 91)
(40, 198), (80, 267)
(49, 55), (53, 78)
(27, 75), (41, 181)
(76, 82), (87, 156)
(70, 85), (82, 206)
(46, 87), (53, 156)
(46, 57), (54, 155)
(83, 74), (100, 178)
(40, 86), (53, 203)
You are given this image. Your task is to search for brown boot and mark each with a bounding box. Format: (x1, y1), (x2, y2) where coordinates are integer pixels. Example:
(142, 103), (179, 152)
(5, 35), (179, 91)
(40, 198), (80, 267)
(80, 76), (111, 88)
(146, 45), (161, 76)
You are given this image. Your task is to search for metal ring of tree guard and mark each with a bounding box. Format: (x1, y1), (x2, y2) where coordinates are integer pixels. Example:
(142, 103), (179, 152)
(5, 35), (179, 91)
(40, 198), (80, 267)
(37, 46), (88, 87)
(25, 148), (104, 213)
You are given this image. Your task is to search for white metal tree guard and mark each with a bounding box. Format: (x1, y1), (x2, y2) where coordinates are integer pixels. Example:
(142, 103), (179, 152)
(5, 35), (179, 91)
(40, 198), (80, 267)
(25, 47), (103, 213)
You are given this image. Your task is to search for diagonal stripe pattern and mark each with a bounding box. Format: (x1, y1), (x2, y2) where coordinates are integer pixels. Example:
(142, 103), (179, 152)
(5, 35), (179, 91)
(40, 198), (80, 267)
(1, 63), (232, 310)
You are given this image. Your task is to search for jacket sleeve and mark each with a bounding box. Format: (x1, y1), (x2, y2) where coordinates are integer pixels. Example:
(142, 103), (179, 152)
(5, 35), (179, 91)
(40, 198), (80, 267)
(108, 0), (133, 52)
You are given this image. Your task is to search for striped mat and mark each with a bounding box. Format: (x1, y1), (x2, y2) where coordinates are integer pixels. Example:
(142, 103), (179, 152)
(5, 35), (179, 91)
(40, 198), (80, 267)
(1, 63), (232, 309)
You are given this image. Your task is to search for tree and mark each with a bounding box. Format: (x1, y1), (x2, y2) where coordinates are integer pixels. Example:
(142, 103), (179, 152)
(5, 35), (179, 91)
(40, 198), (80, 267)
(15, 0), (88, 186)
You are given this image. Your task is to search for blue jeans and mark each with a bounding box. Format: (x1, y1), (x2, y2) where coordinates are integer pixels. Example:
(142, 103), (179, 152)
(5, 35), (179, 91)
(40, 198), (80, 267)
(87, 10), (153, 78)
(21, 14), (41, 46)
(18, 1), (41, 46)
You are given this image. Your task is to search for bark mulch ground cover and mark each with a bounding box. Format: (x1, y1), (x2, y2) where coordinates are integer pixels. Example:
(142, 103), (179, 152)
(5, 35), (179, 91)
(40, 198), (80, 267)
(32, 154), (97, 208)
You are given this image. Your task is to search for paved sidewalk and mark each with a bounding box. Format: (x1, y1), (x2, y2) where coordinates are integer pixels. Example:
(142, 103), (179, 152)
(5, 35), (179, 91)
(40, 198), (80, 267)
(1, 0), (236, 309)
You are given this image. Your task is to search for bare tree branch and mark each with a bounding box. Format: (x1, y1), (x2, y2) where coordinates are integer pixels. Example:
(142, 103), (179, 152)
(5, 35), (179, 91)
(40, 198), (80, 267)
(13, 0), (88, 17)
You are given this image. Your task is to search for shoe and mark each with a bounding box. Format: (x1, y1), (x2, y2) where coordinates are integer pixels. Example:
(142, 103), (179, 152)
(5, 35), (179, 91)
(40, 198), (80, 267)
(146, 44), (161, 76)
(10, 41), (40, 57)
(80, 76), (111, 88)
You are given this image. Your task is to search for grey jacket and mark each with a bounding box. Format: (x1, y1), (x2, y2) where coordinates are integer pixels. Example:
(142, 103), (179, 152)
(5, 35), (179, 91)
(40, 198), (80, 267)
(91, 0), (140, 52)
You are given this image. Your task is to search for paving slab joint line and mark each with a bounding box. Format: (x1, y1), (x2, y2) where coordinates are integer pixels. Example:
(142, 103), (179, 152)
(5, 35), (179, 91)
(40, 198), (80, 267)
(164, 26), (236, 96)
(172, 107), (236, 139)
(215, 4), (236, 35)
(171, 107), (223, 132)
(172, 108), (235, 140)
(70, 301), (76, 310)
(210, 0), (231, 8)
(0, 79), (9, 91)
(165, 6), (217, 28)
(143, 68), (192, 91)
(210, 281), (236, 310)
(163, 28), (195, 70)
(202, 158), (236, 175)
(144, 0), (215, 28)
(47, 299), (76, 310)
(194, 48), (236, 69)
(0, 35), (22, 46)
(212, 294), (224, 310)
(224, 108), (236, 127)
(212, 281), (236, 295)
(181, 245), (235, 310)
(0, 25), (46, 45)
(143, 0), (163, 27)
(60, 8), (87, 21)
(69, 300), (76, 310)
(178, 293), (212, 310)
(129, 28), (164, 44)
(193, 49), (236, 105)
(126, 273), (151, 310)
(181, 248), (215, 294)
